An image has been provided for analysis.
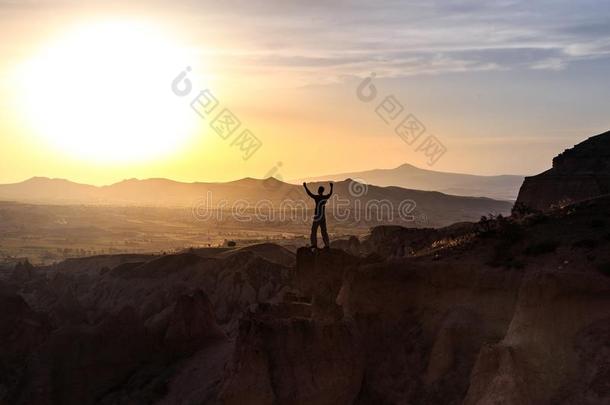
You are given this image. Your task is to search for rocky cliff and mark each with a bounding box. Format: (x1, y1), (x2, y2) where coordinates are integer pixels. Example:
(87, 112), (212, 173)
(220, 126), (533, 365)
(217, 196), (610, 404)
(1, 199), (609, 404)
(515, 131), (610, 211)
(0, 247), (295, 404)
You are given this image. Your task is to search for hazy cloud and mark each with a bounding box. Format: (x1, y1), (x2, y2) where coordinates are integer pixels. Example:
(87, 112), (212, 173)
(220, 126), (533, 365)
(176, 0), (610, 80)
(2, 0), (610, 81)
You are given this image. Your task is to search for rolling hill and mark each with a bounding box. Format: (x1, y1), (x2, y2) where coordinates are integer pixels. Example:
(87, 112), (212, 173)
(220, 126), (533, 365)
(296, 163), (524, 200)
(0, 177), (513, 228)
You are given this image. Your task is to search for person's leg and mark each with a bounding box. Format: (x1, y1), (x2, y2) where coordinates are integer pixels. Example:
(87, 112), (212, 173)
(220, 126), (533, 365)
(310, 221), (319, 248)
(320, 219), (330, 248)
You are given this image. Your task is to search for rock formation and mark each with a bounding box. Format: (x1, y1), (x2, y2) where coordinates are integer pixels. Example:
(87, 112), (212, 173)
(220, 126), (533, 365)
(516, 130), (610, 211)
(1, 191), (609, 403)
(216, 195), (610, 404)
(0, 282), (52, 400)
(0, 247), (296, 404)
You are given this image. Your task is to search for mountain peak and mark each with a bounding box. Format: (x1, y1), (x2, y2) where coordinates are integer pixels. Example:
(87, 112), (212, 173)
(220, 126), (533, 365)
(23, 177), (85, 186)
(263, 177), (284, 185)
(25, 176), (58, 182)
(396, 163), (420, 170)
(115, 178), (141, 184)
(297, 164), (523, 200)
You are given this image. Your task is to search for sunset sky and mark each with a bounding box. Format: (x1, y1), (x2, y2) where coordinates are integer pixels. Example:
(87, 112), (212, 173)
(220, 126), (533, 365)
(1, 0), (609, 185)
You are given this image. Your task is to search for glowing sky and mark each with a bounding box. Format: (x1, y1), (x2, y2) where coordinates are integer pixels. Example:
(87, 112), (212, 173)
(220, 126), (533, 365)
(1, 0), (609, 185)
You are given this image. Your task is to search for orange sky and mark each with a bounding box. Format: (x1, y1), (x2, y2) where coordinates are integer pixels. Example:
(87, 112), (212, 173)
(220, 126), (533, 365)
(1, 1), (609, 186)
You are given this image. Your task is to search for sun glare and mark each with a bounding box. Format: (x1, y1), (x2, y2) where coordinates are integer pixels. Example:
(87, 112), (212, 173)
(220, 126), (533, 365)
(18, 20), (198, 163)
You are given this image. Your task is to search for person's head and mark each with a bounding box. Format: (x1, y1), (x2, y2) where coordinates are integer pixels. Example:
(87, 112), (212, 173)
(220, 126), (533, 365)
(317, 186), (325, 195)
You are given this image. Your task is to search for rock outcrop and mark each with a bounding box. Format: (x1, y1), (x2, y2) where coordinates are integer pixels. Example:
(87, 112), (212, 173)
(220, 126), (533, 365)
(217, 196), (610, 404)
(13, 289), (227, 405)
(1, 198), (610, 404)
(0, 283), (52, 400)
(515, 131), (610, 211)
(0, 246), (294, 404)
(157, 290), (226, 355)
(219, 316), (364, 405)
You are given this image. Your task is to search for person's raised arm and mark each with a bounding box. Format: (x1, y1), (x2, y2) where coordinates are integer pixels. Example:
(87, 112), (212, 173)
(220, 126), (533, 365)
(303, 182), (315, 198)
(325, 182), (334, 198)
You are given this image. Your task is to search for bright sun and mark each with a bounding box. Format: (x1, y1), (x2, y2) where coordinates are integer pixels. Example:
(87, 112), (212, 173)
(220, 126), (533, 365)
(19, 20), (197, 163)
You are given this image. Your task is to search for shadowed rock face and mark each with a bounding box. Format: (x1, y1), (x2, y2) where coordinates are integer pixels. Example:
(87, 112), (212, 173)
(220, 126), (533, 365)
(220, 317), (365, 405)
(0, 247), (293, 405)
(160, 290), (226, 355)
(217, 197), (610, 405)
(0, 283), (52, 399)
(14, 290), (227, 405)
(2, 196), (610, 404)
(516, 131), (610, 211)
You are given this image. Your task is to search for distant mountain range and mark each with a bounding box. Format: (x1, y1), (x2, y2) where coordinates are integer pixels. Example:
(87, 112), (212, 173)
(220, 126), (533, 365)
(296, 163), (524, 201)
(0, 176), (513, 227)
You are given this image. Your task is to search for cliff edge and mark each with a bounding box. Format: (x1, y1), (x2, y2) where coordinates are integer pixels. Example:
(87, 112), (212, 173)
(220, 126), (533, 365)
(515, 131), (610, 211)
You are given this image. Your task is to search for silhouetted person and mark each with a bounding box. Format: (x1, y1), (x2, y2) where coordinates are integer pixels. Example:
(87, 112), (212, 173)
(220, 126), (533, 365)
(303, 182), (333, 249)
